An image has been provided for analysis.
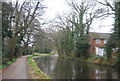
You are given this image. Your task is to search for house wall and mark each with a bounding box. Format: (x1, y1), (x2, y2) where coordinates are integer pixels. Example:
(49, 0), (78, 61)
(94, 39), (104, 47)
(90, 38), (106, 55)
(89, 38), (96, 54)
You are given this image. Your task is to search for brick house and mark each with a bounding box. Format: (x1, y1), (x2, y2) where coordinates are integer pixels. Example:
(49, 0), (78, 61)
(89, 32), (111, 56)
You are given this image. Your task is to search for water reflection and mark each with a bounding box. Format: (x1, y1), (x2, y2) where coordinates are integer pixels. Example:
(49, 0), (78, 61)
(34, 55), (120, 79)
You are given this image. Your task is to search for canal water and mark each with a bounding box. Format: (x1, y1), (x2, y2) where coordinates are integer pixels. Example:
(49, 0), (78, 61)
(34, 55), (120, 79)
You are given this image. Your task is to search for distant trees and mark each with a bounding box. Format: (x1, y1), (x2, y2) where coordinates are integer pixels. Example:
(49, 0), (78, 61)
(33, 29), (52, 54)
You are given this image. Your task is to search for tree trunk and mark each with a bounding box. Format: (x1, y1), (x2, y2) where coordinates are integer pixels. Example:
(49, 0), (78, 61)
(2, 38), (5, 57)
(18, 47), (24, 56)
(19, 44), (28, 56)
(9, 36), (17, 60)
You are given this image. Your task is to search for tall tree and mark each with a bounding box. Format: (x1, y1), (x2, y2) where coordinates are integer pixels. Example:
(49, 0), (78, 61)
(50, 0), (107, 58)
(97, 0), (120, 60)
(66, 0), (106, 58)
(2, 2), (14, 58)
(6, 1), (45, 60)
(114, 1), (120, 61)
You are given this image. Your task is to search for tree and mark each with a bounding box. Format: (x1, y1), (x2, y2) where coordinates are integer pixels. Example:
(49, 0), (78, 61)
(65, 0), (105, 58)
(97, 0), (120, 60)
(50, 0), (107, 58)
(2, 1), (45, 60)
(114, 1), (120, 61)
(2, 2), (14, 60)
(19, 19), (41, 55)
(52, 30), (66, 55)
(33, 29), (52, 53)
(0, 2), (2, 65)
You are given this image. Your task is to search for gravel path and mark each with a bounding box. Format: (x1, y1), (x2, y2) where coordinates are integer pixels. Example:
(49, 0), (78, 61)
(2, 56), (29, 79)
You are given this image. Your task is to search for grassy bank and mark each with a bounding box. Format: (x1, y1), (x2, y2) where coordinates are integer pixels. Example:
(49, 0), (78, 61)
(0, 53), (44, 69)
(27, 54), (50, 79)
(32, 53), (50, 56)
(0, 58), (16, 69)
(60, 55), (118, 67)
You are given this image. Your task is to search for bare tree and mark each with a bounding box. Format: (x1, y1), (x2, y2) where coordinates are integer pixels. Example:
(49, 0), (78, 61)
(8, 0), (45, 60)
(51, 0), (107, 57)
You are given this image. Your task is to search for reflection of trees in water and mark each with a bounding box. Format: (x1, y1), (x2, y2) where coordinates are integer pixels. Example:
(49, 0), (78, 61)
(93, 65), (108, 79)
(72, 61), (90, 79)
(52, 58), (73, 79)
(118, 68), (120, 79)
(35, 56), (58, 75)
(48, 56), (58, 76)
(35, 56), (119, 79)
(116, 63), (120, 79)
(99, 66), (118, 79)
(53, 60), (91, 79)
(87, 63), (119, 79)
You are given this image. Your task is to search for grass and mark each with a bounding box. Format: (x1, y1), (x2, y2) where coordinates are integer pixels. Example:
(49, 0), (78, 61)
(0, 64), (7, 69)
(60, 55), (117, 67)
(27, 56), (50, 79)
(0, 58), (16, 69)
(32, 53), (50, 57)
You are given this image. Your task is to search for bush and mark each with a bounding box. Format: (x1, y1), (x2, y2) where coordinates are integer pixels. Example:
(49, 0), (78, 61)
(1, 58), (16, 69)
(75, 36), (90, 58)
(2, 57), (9, 64)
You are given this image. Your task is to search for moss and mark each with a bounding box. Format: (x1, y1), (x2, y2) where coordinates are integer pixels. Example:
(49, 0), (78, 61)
(27, 56), (50, 79)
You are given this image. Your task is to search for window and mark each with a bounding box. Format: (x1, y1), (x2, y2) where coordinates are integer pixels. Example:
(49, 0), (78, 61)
(104, 40), (107, 44)
(96, 47), (105, 56)
(96, 39), (101, 44)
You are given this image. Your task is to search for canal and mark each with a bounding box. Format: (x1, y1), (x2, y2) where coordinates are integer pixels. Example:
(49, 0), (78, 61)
(34, 55), (120, 79)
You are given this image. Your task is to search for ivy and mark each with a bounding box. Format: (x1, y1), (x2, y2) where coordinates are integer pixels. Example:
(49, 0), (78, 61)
(75, 36), (90, 58)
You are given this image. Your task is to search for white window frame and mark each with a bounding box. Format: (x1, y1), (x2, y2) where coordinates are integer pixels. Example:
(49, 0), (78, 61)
(96, 39), (101, 44)
(96, 47), (105, 56)
(104, 40), (107, 44)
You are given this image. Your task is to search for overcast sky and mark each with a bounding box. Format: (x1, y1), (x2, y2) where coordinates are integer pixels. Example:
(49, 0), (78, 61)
(43, 0), (114, 33)
(43, 0), (69, 20)
(10, 0), (115, 33)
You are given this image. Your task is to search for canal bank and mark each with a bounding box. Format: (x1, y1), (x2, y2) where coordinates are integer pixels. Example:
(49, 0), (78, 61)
(60, 55), (119, 68)
(34, 55), (120, 79)
(27, 54), (50, 79)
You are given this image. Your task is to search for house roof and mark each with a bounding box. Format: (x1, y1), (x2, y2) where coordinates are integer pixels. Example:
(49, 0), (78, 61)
(89, 32), (111, 40)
